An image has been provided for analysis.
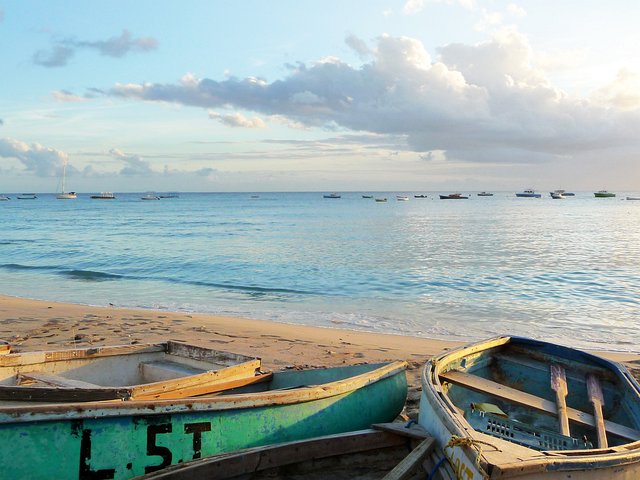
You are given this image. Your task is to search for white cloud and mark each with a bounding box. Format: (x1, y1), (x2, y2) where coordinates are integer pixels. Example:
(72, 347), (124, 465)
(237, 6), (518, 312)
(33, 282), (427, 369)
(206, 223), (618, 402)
(592, 69), (640, 110)
(106, 32), (640, 165)
(52, 90), (88, 102)
(208, 111), (266, 128)
(109, 148), (154, 175)
(0, 137), (68, 176)
(507, 3), (527, 18)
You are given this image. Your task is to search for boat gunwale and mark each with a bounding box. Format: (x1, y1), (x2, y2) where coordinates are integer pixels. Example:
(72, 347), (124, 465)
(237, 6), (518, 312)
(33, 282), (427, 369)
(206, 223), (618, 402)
(0, 360), (408, 424)
(421, 335), (640, 476)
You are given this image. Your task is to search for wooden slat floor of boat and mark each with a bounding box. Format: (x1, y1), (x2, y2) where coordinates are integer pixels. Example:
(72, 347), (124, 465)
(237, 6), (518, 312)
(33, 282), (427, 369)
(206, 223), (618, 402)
(18, 372), (103, 389)
(440, 370), (640, 441)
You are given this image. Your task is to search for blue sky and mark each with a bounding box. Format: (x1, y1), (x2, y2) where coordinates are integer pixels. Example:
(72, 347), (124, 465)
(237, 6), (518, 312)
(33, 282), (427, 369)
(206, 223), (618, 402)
(1, 0), (640, 192)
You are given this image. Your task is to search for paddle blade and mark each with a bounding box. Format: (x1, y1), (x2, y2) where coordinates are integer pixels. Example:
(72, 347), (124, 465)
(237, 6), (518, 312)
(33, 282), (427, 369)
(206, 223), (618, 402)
(550, 364), (567, 395)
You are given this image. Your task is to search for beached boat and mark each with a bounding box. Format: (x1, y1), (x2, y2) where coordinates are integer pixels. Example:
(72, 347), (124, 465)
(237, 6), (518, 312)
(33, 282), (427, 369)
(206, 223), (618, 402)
(91, 192), (116, 199)
(16, 193), (37, 199)
(477, 192), (493, 197)
(323, 193), (341, 198)
(419, 335), (640, 479)
(0, 341), (264, 402)
(515, 190), (541, 198)
(0, 359), (407, 479)
(135, 422), (454, 480)
(594, 190), (616, 198)
(56, 160), (77, 199)
(439, 193), (468, 199)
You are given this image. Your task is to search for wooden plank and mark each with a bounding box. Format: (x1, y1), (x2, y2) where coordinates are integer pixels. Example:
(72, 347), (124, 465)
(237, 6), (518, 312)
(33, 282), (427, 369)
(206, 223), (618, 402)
(131, 372), (273, 400)
(440, 370), (640, 441)
(382, 436), (436, 480)
(18, 372), (103, 389)
(135, 429), (408, 479)
(551, 364), (571, 436)
(130, 359), (262, 397)
(587, 373), (608, 448)
(373, 422), (430, 440)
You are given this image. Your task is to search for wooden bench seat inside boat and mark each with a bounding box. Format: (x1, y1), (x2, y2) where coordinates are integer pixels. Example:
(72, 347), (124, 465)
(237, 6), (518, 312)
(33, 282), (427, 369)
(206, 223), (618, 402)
(139, 360), (208, 383)
(440, 370), (640, 441)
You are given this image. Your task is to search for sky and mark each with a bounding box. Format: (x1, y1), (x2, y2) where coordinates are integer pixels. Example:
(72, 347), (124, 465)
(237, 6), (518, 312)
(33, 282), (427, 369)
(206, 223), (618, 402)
(1, 0), (640, 193)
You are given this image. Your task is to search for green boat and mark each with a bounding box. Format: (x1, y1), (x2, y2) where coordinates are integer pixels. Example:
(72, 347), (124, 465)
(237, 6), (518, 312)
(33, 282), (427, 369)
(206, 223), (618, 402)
(594, 190), (616, 197)
(0, 358), (407, 479)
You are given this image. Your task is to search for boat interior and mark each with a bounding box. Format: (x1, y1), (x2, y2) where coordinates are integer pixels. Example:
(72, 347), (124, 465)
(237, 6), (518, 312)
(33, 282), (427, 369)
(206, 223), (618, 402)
(438, 340), (640, 452)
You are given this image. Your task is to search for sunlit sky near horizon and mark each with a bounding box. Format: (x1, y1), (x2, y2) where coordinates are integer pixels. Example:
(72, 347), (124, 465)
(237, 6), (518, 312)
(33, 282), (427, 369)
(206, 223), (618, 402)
(1, 0), (640, 193)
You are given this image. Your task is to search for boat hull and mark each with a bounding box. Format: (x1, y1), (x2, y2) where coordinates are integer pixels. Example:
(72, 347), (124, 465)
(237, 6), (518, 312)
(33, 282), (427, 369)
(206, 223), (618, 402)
(419, 336), (640, 479)
(0, 362), (407, 479)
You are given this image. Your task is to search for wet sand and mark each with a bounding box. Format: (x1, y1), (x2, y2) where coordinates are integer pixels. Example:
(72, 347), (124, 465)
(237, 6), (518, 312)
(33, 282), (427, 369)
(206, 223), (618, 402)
(1, 294), (639, 418)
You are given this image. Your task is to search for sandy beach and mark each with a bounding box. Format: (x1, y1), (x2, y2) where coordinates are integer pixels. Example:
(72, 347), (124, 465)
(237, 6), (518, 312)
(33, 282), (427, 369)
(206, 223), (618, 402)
(2, 294), (639, 418)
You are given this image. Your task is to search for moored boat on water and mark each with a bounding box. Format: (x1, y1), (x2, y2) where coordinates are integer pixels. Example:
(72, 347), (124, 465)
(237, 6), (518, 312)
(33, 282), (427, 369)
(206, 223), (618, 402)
(594, 190), (616, 198)
(0, 195), (9, 201)
(419, 336), (640, 479)
(16, 193), (37, 199)
(515, 189), (541, 198)
(375, 197), (388, 202)
(0, 350), (407, 479)
(91, 192), (116, 199)
(627, 196), (640, 201)
(440, 193), (468, 199)
(141, 192), (160, 200)
(397, 195), (409, 201)
(477, 192), (493, 197)
(323, 193), (341, 199)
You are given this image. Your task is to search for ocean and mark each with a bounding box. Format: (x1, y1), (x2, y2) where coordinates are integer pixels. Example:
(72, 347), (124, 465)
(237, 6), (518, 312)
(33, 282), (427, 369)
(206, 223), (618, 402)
(1, 191), (639, 352)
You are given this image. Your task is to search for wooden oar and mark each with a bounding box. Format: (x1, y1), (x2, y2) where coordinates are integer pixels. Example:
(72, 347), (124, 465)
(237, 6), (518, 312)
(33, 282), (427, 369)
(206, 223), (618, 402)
(587, 373), (608, 448)
(550, 364), (570, 436)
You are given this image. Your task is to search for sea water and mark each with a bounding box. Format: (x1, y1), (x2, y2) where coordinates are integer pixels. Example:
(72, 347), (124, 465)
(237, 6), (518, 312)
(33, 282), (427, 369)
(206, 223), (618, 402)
(1, 191), (639, 352)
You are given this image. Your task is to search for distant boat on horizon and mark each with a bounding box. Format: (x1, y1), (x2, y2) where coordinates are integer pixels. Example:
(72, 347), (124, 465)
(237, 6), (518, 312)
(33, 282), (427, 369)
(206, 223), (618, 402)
(90, 192), (116, 200)
(159, 193), (179, 199)
(16, 193), (37, 200)
(439, 193), (468, 199)
(56, 160), (76, 199)
(396, 195), (409, 201)
(362, 195), (373, 199)
(477, 192), (493, 196)
(515, 189), (541, 198)
(414, 194), (427, 198)
(594, 190), (616, 198)
(141, 192), (160, 200)
(323, 193), (341, 199)
(0, 195), (9, 201)
(375, 197), (387, 202)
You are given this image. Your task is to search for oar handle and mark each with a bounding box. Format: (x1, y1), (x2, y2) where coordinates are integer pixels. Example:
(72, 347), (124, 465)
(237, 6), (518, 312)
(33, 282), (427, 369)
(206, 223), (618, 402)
(550, 365), (570, 436)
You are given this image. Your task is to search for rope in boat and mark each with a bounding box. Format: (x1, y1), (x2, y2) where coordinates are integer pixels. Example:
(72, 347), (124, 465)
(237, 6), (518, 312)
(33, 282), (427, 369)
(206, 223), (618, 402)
(445, 435), (501, 479)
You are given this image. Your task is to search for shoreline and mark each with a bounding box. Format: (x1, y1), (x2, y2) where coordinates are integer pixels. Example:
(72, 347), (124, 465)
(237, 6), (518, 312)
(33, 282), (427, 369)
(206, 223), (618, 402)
(2, 294), (639, 418)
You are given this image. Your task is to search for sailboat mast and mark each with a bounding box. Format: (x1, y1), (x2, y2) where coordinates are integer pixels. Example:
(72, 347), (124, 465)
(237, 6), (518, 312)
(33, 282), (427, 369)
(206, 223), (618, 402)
(61, 162), (66, 194)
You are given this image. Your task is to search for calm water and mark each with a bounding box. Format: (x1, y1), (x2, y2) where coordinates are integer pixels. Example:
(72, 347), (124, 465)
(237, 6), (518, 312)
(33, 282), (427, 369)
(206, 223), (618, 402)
(1, 192), (639, 351)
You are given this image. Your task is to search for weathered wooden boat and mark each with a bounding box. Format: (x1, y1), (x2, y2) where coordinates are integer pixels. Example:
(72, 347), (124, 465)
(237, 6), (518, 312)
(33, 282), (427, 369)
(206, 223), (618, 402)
(134, 422), (456, 480)
(0, 360), (407, 479)
(419, 336), (640, 479)
(0, 341), (265, 402)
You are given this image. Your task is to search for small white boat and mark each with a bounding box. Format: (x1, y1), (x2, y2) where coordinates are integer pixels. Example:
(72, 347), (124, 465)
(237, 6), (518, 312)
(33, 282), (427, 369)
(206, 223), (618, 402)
(551, 192), (564, 199)
(516, 189), (541, 198)
(90, 192), (116, 199)
(396, 195), (409, 201)
(550, 189), (574, 197)
(0, 195), (9, 201)
(323, 193), (341, 199)
(141, 192), (160, 200)
(477, 192), (493, 197)
(56, 160), (76, 199)
(16, 193), (37, 200)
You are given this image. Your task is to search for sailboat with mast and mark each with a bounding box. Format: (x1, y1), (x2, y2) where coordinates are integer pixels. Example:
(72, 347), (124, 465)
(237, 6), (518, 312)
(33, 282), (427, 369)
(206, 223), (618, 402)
(56, 160), (76, 199)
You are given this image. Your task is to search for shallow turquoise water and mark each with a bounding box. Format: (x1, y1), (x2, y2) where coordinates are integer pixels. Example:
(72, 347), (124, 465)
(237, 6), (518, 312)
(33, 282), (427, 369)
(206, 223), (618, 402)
(1, 191), (639, 351)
